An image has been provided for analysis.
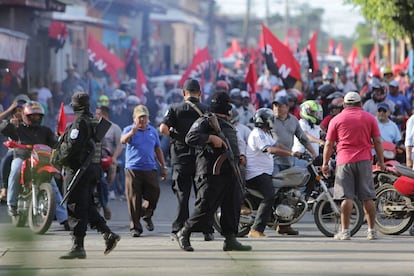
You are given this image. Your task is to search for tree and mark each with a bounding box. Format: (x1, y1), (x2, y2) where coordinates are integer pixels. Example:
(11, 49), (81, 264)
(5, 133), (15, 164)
(347, 0), (414, 47)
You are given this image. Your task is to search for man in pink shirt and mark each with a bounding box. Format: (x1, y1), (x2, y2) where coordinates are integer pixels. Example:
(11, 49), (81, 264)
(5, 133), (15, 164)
(322, 92), (385, 240)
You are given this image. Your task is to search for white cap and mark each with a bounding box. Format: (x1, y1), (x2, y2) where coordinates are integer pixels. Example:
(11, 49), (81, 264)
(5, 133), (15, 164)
(344, 91), (361, 104)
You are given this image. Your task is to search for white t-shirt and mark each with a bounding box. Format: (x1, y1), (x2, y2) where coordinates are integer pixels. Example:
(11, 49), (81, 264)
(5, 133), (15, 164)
(292, 118), (321, 154)
(245, 127), (275, 180)
(37, 87), (52, 107)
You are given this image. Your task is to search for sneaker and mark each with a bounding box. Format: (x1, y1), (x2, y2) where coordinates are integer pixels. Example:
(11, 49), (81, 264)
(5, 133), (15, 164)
(108, 191), (116, 200)
(334, 231), (351, 240)
(203, 233), (214, 241)
(277, 225), (299, 235)
(240, 206), (252, 215)
(143, 217), (154, 231)
(130, 229), (142, 238)
(367, 230), (378, 240)
(104, 232), (120, 255)
(248, 229), (267, 238)
(7, 205), (17, 216)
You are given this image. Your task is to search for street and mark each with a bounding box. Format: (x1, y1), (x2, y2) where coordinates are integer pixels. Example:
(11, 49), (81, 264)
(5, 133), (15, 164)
(0, 180), (413, 276)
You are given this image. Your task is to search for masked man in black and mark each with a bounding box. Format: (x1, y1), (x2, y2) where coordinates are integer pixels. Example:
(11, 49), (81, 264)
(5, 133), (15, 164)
(159, 78), (214, 241)
(59, 92), (120, 259)
(176, 92), (252, 252)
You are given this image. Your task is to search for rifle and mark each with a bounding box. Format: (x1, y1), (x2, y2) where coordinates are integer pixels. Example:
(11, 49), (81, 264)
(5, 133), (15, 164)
(207, 113), (246, 195)
(59, 146), (95, 206)
(59, 117), (112, 205)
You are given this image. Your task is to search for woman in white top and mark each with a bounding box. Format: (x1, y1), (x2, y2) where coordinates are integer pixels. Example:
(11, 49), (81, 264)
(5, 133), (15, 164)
(245, 108), (293, 238)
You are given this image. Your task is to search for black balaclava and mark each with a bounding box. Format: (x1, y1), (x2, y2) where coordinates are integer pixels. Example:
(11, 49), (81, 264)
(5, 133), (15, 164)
(210, 92), (232, 116)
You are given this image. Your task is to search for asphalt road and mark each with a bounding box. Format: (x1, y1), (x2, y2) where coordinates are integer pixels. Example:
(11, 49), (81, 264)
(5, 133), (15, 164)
(1, 179), (413, 276)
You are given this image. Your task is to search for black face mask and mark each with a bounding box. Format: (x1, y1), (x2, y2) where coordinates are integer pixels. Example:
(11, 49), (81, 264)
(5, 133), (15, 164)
(27, 115), (43, 127)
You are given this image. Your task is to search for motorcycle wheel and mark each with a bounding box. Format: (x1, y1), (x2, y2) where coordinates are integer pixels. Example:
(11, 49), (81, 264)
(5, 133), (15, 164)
(213, 197), (254, 237)
(28, 182), (56, 234)
(313, 199), (364, 237)
(11, 198), (27, 227)
(375, 184), (414, 235)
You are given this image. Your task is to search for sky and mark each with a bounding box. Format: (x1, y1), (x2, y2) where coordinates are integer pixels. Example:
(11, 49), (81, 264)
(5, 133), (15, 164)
(216, 0), (365, 37)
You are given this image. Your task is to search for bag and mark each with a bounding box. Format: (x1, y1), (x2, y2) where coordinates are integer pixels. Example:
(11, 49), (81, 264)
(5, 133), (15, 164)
(51, 127), (71, 167)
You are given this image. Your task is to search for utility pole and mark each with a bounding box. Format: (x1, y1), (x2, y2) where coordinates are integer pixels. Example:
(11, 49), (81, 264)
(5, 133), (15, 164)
(265, 0), (270, 26)
(284, 0), (289, 39)
(243, 0), (252, 47)
(207, 0), (216, 57)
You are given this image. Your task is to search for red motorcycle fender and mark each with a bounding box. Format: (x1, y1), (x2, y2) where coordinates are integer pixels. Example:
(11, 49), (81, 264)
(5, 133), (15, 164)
(37, 165), (60, 174)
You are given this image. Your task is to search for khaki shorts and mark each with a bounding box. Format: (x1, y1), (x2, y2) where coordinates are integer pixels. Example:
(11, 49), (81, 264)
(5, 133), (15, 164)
(334, 160), (376, 201)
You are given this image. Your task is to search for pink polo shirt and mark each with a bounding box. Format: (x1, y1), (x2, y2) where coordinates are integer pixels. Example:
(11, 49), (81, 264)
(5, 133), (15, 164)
(326, 107), (380, 165)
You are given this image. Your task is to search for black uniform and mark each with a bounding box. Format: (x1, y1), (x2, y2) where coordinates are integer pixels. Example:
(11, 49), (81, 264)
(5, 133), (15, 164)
(161, 96), (210, 234)
(175, 91), (251, 252)
(184, 114), (241, 235)
(59, 92), (119, 259)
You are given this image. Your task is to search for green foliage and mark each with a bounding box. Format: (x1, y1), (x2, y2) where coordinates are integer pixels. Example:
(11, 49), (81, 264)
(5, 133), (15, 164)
(347, 0), (414, 45)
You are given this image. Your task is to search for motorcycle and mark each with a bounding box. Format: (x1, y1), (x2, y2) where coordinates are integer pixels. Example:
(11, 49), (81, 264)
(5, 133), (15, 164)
(375, 163), (414, 235)
(303, 154), (364, 237)
(4, 140), (58, 234)
(213, 154), (364, 237)
(214, 164), (310, 237)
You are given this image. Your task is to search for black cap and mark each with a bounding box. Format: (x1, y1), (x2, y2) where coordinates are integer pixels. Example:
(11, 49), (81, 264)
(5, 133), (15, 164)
(210, 92), (232, 115)
(183, 78), (201, 92)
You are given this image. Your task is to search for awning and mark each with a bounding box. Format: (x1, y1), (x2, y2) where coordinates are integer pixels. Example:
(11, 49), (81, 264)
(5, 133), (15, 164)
(150, 7), (204, 27)
(44, 5), (127, 32)
(0, 28), (29, 62)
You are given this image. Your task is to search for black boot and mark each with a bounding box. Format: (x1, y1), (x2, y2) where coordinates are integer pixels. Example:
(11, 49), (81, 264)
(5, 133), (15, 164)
(223, 234), (252, 251)
(103, 232), (120, 255)
(176, 227), (193, 252)
(60, 236), (86, 259)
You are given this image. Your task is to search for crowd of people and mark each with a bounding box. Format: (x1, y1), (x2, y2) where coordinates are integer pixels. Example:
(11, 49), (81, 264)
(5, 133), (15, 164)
(0, 59), (413, 256)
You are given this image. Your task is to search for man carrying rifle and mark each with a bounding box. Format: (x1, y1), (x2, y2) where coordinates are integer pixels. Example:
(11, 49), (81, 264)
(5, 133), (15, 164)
(59, 92), (120, 259)
(176, 92), (252, 252)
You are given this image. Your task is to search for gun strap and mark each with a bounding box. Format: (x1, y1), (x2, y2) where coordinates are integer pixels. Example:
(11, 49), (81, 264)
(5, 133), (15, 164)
(185, 100), (204, 117)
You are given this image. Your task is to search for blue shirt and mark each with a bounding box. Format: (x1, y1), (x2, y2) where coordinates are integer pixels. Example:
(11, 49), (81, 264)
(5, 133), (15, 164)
(123, 124), (160, 171)
(387, 93), (411, 116)
(376, 118), (401, 144)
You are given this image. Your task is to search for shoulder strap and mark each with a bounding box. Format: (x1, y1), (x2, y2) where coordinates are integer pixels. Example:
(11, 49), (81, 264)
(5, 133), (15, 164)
(185, 100), (204, 117)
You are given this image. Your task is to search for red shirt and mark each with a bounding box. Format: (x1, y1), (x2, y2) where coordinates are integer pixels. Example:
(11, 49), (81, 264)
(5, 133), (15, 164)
(326, 107), (380, 165)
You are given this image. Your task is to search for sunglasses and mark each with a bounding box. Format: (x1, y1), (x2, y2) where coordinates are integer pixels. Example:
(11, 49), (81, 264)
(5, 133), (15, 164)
(377, 108), (387, 113)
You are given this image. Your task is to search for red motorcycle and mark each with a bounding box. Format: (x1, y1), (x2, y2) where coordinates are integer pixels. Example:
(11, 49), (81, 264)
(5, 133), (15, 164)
(375, 163), (414, 235)
(4, 140), (59, 234)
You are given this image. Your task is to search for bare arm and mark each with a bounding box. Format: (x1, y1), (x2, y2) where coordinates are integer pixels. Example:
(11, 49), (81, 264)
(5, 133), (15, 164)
(322, 140), (335, 177)
(373, 136), (386, 170)
(159, 123), (170, 136)
(155, 146), (167, 180)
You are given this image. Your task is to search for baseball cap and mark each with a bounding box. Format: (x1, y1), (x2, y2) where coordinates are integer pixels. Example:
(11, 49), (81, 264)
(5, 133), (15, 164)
(272, 95), (289, 106)
(183, 78), (201, 92)
(344, 92), (361, 104)
(377, 102), (390, 111)
(389, 80), (399, 88)
(133, 105), (149, 118)
(240, 91), (250, 98)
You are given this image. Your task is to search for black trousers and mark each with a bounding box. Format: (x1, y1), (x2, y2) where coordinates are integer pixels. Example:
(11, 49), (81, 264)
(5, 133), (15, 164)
(246, 173), (274, 233)
(65, 163), (110, 237)
(184, 172), (241, 236)
(171, 172), (214, 234)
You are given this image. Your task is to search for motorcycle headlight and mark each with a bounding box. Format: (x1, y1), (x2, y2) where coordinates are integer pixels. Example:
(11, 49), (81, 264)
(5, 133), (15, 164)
(383, 150), (395, 160)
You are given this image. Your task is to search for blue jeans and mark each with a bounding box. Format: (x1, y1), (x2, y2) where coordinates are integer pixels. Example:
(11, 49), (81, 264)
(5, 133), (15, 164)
(7, 157), (23, 207)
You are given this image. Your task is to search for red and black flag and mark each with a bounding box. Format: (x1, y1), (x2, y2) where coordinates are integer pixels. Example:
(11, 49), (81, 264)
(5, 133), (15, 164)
(261, 24), (301, 89)
(87, 33), (124, 84)
(306, 30), (319, 76)
(48, 21), (68, 53)
(178, 47), (212, 87)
